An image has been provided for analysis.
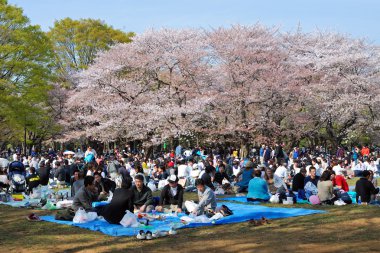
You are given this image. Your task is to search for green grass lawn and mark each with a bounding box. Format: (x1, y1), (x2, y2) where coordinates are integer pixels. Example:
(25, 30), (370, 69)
(1, 188), (380, 253)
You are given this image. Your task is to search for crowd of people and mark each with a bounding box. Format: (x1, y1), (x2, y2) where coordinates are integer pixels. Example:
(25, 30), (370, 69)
(1, 143), (379, 224)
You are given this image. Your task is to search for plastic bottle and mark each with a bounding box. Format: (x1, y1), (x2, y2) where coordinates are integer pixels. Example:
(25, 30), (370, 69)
(358, 196), (362, 205)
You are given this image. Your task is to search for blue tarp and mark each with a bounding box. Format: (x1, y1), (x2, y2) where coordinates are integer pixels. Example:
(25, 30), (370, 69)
(40, 202), (325, 237)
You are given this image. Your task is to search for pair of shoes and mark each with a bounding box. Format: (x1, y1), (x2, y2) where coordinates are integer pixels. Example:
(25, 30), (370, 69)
(137, 230), (153, 240)
(334, 199), (347, 206)
(26, 213), (41, 221)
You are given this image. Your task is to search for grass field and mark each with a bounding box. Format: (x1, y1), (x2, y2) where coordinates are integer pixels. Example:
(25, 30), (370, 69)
(0, 179), (379, 253)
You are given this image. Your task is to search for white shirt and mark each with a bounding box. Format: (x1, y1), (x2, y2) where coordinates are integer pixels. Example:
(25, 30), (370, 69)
(275, 166), (287, 179)
(333, 165), (344, 175)
(170, 186), (178, 196)
(177, 165), (189, 178)
(232, 166), (241, 177)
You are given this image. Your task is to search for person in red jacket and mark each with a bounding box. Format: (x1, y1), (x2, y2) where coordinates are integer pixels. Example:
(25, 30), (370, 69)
(331, 170), (349, 192)
(361, 146), (370, 158)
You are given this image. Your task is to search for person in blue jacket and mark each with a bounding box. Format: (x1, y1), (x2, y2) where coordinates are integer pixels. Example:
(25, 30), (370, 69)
(247, 169), (270, 202)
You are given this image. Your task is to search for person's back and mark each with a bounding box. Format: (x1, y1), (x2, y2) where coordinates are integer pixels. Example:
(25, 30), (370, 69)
(55, 166), (66, 182)
(100, 184), (134, 224)
(292, 172), (305, 192)
(38, 165), (51, 186)
(26, 168), (40, 193)
(355, 171), (379, 203)
(247, 176), (270, 201)
(317, 180), (333, 202)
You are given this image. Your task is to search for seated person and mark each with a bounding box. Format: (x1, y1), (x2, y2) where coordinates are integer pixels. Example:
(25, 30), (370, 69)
(304, 167), (320, 188)
(234, 161), (254, 192)
(292, 168), (307, 192)
(355, 170), (379, 205)
(72, 176), (99, 211)
(98, 178), (134, 224)
(247, 169), (270, 202)
(26, 167), (40, 194)
(331, 170), (349, 192)
(187, 179), (217, 216)
(201, 165), (215, 191)
(132, 174), (154, 213)
(94, 172), (116, 200)
(156, 175), (184, 213)
(317, 170), (337, 204)
(72, 171), (84, 197)
(214, 164), (230, 185)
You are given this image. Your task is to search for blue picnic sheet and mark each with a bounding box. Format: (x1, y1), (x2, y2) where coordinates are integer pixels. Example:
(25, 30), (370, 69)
(40, 202), (325, 236)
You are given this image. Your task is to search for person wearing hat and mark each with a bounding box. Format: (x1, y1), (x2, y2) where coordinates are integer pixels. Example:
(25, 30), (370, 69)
(155, 175), (184, 213)
(234, 161), (254, 193)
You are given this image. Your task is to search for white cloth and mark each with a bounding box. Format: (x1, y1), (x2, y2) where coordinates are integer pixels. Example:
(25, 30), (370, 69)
(170, 186), (178, 197)
(232, 166), (241, 177)
(178, 165), (190, 178)
(275, 166), (287, 179)
(333, 165), (344, 175)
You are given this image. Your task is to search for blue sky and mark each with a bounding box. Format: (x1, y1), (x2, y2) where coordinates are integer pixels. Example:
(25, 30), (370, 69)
(8, 0), (380, 44)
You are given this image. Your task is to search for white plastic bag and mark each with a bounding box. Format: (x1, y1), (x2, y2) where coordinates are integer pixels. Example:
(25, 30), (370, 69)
(56, 199), (73, 208)
(120, 210), (139, 227)
(73, 208), (89, 223)
(147, 181), (157, 192)
(184, 200), (198, 213)
(194, 215), (210, 223)
(269, 194), (280, 204)
(30, 187), (41, 199)
(86, 212), (98, 221)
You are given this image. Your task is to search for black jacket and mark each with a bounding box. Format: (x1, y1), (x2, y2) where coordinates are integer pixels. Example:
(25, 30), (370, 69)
(132, 185), (153, 206)
(38, 166), (51, 186)
(95, 178), (116, 194)
(100, 188), (134, 224)
(355, 177), (379, 203)
(292, 173), (305, 192)
(159, 184), (184, 207)
(214, 171), (230, 185)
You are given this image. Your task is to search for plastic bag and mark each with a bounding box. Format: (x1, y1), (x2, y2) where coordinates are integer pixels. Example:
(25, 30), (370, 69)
(194, 215), (210, 223)
(209, 212), (224, 221)
(56, 199), (73, 208)
(270, 194), (280, 204)
(147, 181), (157, 192)
(41, 200), (58, 210)
(86, 212), (98, 221)
(184, 200), (198, 213)
(30, 187), (41, 199)
(120, 210), (140, 227)
(73, 208), (88, 223)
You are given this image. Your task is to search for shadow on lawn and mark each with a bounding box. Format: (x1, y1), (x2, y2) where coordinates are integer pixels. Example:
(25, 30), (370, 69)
(1, 204), (380, 253)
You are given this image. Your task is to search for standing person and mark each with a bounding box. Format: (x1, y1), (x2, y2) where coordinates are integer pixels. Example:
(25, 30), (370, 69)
(26, 167), (40, 194)
(355, 170), (379, 205)
(38, 161), (51, 186)
(155, 175), (184, 213)
(132, 175), (154, 213)
(259, 145), (265, 165)
(263, 146), (272, 166)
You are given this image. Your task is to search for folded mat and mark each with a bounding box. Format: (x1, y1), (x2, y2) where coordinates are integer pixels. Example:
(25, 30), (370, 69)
(40, 202), (325, 237)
